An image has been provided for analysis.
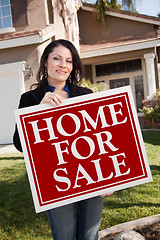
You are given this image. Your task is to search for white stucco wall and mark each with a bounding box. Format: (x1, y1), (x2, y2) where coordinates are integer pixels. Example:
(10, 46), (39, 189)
(0, 61), (25, 144)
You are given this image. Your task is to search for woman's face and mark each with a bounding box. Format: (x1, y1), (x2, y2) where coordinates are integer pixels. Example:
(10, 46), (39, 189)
(45, 45), (73, 86)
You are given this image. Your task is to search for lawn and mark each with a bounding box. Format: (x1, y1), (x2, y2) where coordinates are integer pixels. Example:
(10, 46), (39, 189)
(101, 130), (160, 229)
(0, 154), (52, 240)
(0, 130), (160, 239)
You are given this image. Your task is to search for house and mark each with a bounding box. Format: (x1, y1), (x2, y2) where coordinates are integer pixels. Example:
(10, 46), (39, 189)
(0, 0), (81, 144)
(0, 1), (160, 144)
(78, 3), (160, 113)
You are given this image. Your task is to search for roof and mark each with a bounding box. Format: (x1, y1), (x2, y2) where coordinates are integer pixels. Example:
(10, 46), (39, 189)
(0, 29), (41, 41)
(0, 25), (55, 41)
(80, 29), (160, 59)
(0, 25), (56, 49)
(81, 3), (160, 26)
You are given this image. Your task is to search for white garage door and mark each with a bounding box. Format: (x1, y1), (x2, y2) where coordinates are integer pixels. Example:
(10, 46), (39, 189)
(0, 61), (25, 144)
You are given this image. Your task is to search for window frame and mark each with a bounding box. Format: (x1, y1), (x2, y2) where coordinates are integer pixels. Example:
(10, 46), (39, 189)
(0, 0), (15, 34)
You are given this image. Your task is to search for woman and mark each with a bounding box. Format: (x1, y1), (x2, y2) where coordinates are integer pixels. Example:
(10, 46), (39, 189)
(13, 39), (106, 240)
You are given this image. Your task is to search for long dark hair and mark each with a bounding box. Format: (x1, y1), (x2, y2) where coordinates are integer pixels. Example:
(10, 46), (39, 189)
(36, 39), (84, 87)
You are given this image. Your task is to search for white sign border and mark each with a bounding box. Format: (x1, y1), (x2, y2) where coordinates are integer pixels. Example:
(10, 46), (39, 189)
(15, 86), (152, 213)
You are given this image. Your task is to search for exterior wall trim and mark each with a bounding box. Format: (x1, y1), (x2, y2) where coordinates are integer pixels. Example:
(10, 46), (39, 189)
(80, 39), (160, 59)
(0, 30), (56, 50)
(0, 27), (15, 34)
(105, 11), (160, 26)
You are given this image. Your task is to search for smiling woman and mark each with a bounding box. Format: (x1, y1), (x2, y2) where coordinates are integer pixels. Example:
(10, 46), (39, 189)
(13, 39), (108, 240)
(41, 45), (74, 104)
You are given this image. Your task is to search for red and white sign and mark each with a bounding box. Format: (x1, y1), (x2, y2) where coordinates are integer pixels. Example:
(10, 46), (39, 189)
(15, 86), (152, 213)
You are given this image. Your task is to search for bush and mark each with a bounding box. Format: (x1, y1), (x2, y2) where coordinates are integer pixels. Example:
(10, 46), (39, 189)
(139, 105), (160, 124)
(154, 89), (160, 99)
(80, 79), (109, 92)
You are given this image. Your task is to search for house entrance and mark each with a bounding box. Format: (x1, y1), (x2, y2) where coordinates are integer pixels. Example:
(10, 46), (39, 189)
(109, 78), (129, 89)
(94, 58), (144, 113)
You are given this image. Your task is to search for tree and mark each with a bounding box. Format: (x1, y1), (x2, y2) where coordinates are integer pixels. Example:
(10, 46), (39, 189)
(94, 0), (137, 10)
(122, 0), (137, 11)
(93, 0), (137, 24)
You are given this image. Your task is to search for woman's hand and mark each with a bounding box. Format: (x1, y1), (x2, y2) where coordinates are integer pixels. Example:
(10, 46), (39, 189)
(101, 192), (114, 197)
(40, 92), (64, 106)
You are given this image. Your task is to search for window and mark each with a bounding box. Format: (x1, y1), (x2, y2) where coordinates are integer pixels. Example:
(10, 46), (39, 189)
(96, 59), (142, 77)
(109, 78), (129, 89)
(0, 0), (13, 30)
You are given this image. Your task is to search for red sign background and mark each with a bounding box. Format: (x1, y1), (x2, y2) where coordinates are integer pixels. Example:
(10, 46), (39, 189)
(15, 86), (152, 213)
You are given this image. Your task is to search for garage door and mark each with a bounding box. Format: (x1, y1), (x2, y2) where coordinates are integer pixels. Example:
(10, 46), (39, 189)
(0, 61), (25, 144)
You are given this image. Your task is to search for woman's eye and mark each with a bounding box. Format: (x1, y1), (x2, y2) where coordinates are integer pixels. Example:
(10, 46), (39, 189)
(53, 57), (59, 60)
(66, 60), (72, 63)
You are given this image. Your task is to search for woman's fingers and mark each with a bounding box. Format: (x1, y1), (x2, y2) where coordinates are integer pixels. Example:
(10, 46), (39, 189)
(51, 95), (63, 106)
(101, 191), (114, 197)
(40, 92), (64, 106)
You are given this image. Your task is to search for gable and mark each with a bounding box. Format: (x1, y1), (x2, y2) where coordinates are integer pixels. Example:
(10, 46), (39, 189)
(78, 8), (156, 44)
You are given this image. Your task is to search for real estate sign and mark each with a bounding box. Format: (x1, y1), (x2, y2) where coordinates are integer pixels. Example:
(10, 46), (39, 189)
(15, 86), (152, 213)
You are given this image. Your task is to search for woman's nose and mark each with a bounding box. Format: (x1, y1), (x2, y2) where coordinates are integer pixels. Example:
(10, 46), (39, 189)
(59, 59), (66, 67)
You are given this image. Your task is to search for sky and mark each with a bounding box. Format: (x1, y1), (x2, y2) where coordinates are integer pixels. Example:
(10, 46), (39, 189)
(83, 0), (160, 17)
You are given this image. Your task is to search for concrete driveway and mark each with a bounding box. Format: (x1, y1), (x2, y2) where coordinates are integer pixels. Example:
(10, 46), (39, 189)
(0, 144), (19, 155)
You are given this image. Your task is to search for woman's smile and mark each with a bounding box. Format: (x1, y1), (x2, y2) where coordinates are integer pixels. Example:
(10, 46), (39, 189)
(56, 70), (67, 74)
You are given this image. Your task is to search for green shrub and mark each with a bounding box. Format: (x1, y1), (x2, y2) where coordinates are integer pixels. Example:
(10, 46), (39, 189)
(80, 79), (109, 92)
(154, 89), (160, 99)
(139, 105), (160, 124)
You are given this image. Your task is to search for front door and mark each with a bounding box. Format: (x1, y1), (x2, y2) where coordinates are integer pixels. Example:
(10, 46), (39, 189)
(109, 78), (129, 89)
